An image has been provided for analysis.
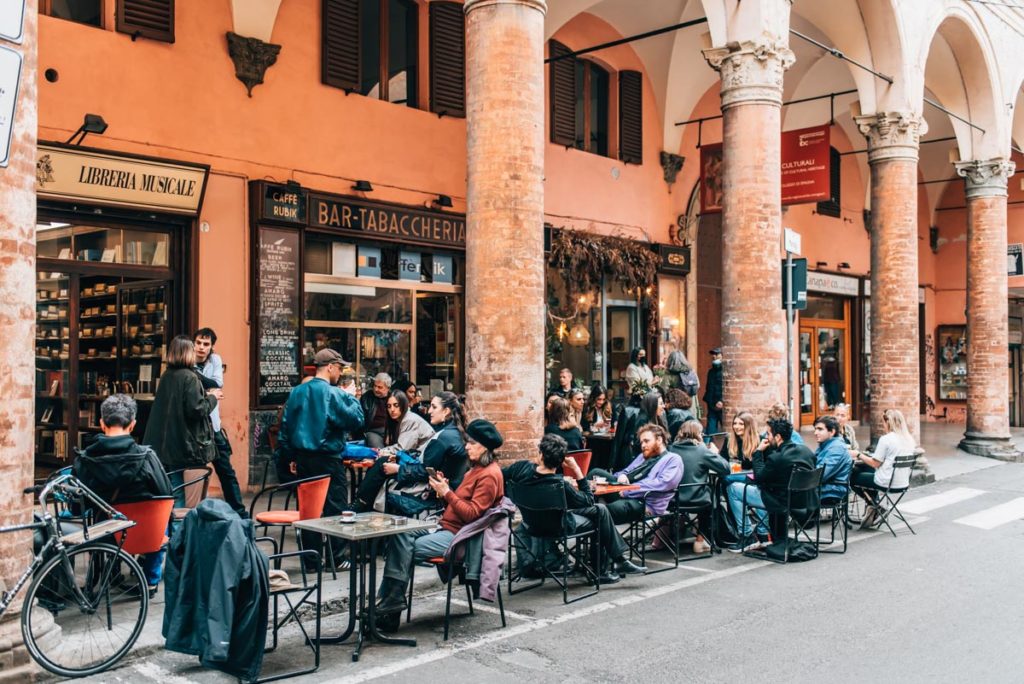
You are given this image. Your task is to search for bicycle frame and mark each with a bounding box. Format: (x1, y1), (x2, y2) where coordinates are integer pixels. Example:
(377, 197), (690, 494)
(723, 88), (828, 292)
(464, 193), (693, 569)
(0, 474), (133, 617)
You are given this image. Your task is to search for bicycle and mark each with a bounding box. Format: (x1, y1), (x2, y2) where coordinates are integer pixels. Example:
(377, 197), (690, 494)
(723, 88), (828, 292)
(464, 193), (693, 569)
(0, 473), (149, 678)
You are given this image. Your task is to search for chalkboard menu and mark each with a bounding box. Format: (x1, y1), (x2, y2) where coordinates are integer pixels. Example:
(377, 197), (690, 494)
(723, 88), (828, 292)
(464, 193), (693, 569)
(256, 226), (300, 405)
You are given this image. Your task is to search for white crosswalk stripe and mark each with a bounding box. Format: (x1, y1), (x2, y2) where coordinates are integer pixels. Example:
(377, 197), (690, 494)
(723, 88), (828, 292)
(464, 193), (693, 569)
(953, 497), (1024, 530)
(899, 487), (987, 514)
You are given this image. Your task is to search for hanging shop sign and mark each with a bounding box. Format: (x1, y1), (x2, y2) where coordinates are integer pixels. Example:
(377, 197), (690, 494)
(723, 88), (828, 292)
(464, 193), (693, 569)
(699, 124), (831, 213)
(36, 143), (209, 215)
(0, 1), (25, 44)
(656, 244), (691, 275)
(1008, 243), (1023, 277)
(0, 45), (21, 168)
(309, 192), (466, 249)
(807, 271), (859, 297)
(258, 182), (307, 225)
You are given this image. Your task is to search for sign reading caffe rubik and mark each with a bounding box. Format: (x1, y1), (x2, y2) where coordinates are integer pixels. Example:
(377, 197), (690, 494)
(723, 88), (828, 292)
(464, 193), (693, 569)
(309, 192), (466, 249)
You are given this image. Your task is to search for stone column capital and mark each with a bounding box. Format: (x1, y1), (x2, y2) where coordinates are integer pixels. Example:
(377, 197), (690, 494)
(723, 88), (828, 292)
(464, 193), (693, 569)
(702, 40), (794, 109)
(854, 111), (927, 164)
(464, 0), (546, 14)
(955, 159), (1016, 199)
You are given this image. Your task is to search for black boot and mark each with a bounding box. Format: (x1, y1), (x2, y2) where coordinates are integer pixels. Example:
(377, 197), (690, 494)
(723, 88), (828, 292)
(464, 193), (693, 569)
(376, 578), (408, 615)
(615, 558), (647, 575)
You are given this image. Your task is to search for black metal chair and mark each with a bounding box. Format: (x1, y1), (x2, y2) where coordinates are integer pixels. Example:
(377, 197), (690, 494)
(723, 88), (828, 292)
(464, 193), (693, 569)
(627, 489), (683, 573)
(672, 480), (719, 561)
(253, 537), (322, 683)
(406, 511), (510, 640)
(507, 480), (600, 604)
(819, 482), (850, 554)
(857, 454), (918, 537)
(744, 466), (823, 564)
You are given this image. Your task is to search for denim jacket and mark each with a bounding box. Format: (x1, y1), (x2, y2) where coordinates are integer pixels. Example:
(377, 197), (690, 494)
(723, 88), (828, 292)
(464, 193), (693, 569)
(815, 436), (852, 501)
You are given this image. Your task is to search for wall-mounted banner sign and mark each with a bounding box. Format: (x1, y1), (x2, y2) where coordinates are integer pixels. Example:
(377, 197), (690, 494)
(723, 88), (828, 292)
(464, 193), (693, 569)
(657, 244), (691, 275)
(1009, 243), (1023, 277)
(310, 193), (466, 249)
(260, 182), (307, 225)
(36, 143), (209, 215)
(807, 270), (859, 297)
(0, 45), (22, 168)
(700, 124), (832, 213)
(0, 1), (25, 43)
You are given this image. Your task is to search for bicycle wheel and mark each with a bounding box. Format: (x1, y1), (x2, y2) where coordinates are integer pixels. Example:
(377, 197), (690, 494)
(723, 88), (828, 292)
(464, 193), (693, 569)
(22, 543), (149, 678)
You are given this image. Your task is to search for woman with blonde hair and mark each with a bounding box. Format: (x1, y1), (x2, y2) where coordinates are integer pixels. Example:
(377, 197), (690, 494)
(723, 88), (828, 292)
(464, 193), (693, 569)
(850, 408), (916, 527)
(724, 410), (759, 470)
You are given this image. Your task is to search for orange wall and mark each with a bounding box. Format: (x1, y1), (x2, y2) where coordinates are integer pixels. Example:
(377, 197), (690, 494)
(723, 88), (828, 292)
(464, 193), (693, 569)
(37, 6), (677, 488)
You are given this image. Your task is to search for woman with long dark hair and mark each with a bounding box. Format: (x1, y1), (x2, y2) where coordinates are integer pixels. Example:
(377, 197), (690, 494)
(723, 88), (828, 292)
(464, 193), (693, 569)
(611, 390), (667, 471)
(144, 335), (219, 505)
(581, 383), (614, 433)
(384, 390), (434, 452)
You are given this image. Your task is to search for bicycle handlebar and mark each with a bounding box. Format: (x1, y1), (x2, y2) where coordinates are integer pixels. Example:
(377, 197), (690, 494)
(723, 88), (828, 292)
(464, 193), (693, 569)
(23, 486), (42, 495)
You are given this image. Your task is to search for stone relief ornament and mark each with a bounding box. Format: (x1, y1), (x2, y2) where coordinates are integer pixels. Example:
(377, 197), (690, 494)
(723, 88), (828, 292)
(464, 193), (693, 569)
(854, 112), (928, 163)
(226, 32), (282, 97)
(660, 152), (684, 187)
(954, 159), (1016, 199)
(702, 40), (795, 108)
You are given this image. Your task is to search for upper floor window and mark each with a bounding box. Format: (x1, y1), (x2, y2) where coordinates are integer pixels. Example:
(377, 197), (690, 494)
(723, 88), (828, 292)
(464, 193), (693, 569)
(323, 0), (419, 108)
(550, 40), (642, 163)
(41, 0), (102, 27)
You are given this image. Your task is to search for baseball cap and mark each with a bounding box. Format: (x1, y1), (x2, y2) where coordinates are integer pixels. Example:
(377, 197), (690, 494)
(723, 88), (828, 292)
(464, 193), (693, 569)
(314, 348), (347, 367)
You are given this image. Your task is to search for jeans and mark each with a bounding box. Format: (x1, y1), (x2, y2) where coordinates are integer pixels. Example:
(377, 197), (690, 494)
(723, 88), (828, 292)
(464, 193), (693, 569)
(380, 528), (455, 593)
(212, 430), (246, 516)
(727, 481), (769, 539)
(354, 456), (393, 510)
(141, 547), (166, 586)
(168, 471), (186, 509)
(296, 455), (349, 560)
(706, 409), (723, 436)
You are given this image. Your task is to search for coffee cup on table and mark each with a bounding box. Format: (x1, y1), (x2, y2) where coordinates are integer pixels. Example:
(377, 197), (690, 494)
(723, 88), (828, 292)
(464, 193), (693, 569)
(340, 511), (357, 523)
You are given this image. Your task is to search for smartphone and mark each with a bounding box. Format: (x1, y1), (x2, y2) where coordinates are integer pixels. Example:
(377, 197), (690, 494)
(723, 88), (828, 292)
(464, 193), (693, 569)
(425, 467), (437, 479)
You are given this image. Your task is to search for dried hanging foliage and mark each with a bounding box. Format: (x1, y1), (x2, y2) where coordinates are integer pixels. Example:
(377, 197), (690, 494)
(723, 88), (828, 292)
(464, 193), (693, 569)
(548, 228), (660, 298)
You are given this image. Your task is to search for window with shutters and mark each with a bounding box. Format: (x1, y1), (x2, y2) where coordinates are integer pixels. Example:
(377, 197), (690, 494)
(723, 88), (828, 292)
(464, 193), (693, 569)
(115, 0), (175, 42)
(430, 2), (465, 117)
(323, 0), (418, 107)
(40, 0), (102, 28)
(816, 146), (841, 218)
(549, 41), (610, 157)
(618, 70), (642, 164)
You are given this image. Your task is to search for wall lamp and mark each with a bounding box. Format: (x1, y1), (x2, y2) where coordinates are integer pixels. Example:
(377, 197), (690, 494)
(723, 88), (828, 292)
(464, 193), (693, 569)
(815, 261), (828, 269)
(352, 180), (373, 192)
(66, 114), (108, 145)
(433, 194), (453, 208)
(837, 262), (851, 270)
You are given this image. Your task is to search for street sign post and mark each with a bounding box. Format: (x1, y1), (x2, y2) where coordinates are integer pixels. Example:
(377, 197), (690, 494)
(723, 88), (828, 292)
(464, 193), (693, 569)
(782, 228), (805, 421)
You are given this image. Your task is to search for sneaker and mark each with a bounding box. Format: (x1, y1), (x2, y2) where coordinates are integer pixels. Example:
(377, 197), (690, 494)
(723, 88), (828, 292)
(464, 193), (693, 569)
(727, 537), (764, 554)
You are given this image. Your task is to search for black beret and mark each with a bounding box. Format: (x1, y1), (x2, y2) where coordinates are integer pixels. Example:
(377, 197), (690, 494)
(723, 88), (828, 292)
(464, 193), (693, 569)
(466, 418), (503, 451)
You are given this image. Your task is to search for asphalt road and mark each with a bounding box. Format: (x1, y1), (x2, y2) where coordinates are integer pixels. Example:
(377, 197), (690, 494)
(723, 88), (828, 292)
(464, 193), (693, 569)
(81, 462), (1024, 684)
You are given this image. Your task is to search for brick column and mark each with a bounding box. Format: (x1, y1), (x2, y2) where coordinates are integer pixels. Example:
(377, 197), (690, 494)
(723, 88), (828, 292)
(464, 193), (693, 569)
(0, 3), (38, 680)
(855, 112), (926, 447)
(955, 159), (1020, 459)
(463, 0), (546, 459)
(702, 41), (794, 422)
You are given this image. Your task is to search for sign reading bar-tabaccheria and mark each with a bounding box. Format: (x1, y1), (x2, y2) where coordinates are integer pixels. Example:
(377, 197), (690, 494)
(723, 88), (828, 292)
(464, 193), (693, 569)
(36, 143), (209, 215)
(309, 193), (466, 249)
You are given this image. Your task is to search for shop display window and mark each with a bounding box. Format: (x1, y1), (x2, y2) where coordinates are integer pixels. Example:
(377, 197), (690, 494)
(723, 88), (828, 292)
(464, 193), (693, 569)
(937, 324), (968, 401)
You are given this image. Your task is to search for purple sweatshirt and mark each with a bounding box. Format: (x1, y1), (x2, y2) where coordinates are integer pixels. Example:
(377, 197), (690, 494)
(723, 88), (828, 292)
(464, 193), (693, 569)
(613, 450), (684, 515)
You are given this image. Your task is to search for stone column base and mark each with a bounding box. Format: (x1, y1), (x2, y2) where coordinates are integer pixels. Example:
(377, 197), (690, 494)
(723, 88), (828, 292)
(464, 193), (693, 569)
(958, 432), (1023, 461)
(910, 447), (935, 486)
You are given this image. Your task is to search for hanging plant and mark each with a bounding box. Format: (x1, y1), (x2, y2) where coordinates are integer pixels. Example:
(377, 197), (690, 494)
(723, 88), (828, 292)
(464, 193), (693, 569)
(548, 228), (660, 299)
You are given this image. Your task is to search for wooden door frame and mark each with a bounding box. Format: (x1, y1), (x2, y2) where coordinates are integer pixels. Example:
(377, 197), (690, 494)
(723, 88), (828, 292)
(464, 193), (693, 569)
(798, 300), (852, 425)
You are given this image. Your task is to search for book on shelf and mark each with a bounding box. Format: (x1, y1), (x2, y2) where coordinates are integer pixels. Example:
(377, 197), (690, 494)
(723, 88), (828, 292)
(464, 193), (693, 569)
(54, 430), (68, 460)
(151, 240), (168, 266)
(40, 406), (54, 423)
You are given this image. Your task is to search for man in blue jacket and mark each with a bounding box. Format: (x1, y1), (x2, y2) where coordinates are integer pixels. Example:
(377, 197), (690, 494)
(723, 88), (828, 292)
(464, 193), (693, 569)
(277, 348), (364, 567)
(812, 415), (852, 502)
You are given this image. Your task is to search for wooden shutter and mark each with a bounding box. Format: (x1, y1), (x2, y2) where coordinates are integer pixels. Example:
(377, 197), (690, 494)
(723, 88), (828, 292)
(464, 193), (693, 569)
(116, 0), (174, 43)
(619, 70), (643, 164)
(816, 146), (842, 218)
(322, 0), (360, 92)
(430, 2), (466, 117)
(549, 40), (577, 147)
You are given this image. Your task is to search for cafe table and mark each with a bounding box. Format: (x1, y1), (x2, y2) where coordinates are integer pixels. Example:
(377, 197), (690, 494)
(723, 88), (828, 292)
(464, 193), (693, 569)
(295, 512), (437, 662)
(592, 482), (641, 497)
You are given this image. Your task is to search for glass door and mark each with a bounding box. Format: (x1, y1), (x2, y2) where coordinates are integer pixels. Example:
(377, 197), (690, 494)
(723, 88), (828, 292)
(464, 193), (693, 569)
(799, 328), (814, 424)
(799, 324), (849, 425)
(416, 292), (461, 397)
(606, 306), (638, 400)
(118, 281), (172, 437)
(36, 271), (72, 471)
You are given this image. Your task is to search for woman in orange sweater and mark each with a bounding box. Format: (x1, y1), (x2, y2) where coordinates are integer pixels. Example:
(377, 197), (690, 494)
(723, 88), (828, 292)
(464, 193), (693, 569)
(375, 418), (505, 621)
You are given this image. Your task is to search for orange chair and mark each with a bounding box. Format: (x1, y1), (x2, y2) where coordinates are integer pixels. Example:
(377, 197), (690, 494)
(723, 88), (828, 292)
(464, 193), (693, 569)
(113, 497), (175, 555)
(563, 449), (593, 477)
(248, 475), (336, 574)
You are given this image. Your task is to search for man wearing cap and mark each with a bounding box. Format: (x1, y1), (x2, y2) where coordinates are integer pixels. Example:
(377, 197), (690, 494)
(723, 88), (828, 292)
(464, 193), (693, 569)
(375, 418), (505, 619)
(277, 348), (364, 566)
(704, 348), (724, 435)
